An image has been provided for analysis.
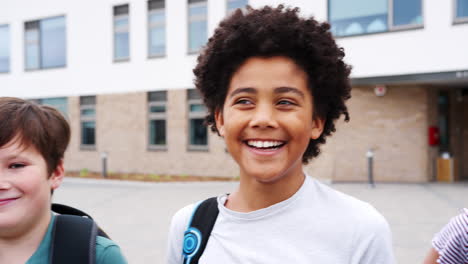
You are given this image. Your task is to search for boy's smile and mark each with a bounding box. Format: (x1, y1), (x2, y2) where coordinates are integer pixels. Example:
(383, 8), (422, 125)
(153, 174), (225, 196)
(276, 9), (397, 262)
(216, 56), (324, 184)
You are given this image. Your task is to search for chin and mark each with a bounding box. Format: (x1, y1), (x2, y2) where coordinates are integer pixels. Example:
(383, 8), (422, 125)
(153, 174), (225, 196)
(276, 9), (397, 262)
(245, 169), (288, 184)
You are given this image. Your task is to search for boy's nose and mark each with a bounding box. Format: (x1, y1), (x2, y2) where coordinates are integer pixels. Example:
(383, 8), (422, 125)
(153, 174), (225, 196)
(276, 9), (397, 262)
(0, 180), (12, 190)
(249, 104), (278, 129)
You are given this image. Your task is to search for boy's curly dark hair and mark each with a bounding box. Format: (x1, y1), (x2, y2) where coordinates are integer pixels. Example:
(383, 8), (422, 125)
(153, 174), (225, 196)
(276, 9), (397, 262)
(193, 5), (351, 163)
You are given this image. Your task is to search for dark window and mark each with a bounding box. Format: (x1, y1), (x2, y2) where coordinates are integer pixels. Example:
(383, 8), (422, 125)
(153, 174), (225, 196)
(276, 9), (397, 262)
(438, 92), (450, 153)
(80, 96), (96, 148)
(148, 91), (167, 149)
(188, 89), (208, 149)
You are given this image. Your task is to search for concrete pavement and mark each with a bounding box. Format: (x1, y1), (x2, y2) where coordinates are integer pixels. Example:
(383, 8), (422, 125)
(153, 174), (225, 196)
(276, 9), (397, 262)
(54, 177), (468, 264)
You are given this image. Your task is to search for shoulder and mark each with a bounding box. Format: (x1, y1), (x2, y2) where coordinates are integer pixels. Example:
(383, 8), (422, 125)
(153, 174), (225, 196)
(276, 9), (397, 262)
(308, 180), (394, 262)
(433, 208), (468, 251)
(308, 179), (392, 244)
(170, 203), (198, 232)
(95, 236), (128, 264)
(310, 179), (388, 226)
(166, 202), (199, 264)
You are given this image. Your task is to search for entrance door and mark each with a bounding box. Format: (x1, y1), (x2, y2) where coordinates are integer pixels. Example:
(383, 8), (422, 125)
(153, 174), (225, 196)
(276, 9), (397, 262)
(460, 89), (468, 180)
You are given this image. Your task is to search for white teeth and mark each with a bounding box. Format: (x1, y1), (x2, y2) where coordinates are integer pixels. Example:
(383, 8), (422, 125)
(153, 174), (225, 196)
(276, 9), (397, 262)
(247, 140), (284, 149)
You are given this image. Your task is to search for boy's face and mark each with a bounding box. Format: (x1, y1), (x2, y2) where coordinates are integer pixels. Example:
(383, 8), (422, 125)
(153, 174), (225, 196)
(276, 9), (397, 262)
(216, 56), (324, 183)
(0, 139), (63, 236)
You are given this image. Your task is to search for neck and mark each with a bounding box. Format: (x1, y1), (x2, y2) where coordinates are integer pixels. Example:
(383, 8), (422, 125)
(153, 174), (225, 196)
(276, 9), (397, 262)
(226, 168), (305, 212)
(0, 212), (51, 264)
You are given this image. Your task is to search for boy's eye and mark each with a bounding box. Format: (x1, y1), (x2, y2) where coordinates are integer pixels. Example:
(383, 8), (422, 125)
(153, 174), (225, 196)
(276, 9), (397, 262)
(235, 99), (253, 105)
(9, 163), (26, 169)
(277, 100), (296, 106)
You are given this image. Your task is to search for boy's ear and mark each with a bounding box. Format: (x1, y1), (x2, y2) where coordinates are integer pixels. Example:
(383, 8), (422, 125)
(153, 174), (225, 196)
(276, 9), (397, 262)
(50, 159), (65, 191)
(310, 117), (325, 140)
(214, 109), (225, 137)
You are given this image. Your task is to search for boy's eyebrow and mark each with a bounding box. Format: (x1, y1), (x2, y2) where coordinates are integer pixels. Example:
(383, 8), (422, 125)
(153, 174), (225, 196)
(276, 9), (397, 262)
(274, 86), (305, 98)
(228, 87), (257, 98)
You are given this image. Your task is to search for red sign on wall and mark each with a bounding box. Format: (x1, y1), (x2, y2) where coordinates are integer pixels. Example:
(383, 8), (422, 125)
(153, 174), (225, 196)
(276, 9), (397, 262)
(429, 126), (440, 146)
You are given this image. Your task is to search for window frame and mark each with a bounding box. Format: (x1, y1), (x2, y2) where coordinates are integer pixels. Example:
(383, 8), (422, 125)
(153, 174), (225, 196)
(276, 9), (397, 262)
(0, 24), (10, 74)
(148, 0), (166, 58)
(113, 4), (130, 62)
(80, 96), (97, 150)
(23, 15), (67, 71)
(453, 0), (468, 24)
(187, 90), (208, 151)
(148, 91), (168, 150)
(327, 0), (424, 38)
(187, 0), (208, 54)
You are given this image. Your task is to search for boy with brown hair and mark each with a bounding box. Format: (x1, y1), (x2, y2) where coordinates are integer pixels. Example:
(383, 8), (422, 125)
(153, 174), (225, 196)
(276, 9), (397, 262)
(166, 5), (394, 264)
(0, 97), (127, 264)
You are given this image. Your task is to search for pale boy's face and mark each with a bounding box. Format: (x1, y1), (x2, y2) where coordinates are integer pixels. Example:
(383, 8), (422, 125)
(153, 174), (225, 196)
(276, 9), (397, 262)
(0, 140), (63, 236)
(216, 56), (324, 183)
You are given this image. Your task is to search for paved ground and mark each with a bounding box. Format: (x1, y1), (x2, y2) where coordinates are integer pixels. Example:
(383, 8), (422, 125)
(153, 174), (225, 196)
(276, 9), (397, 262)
(54, 177), (468, 264)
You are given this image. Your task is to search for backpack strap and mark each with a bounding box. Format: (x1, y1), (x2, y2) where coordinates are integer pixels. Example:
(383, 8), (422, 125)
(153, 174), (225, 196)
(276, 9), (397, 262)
(182, 197), (219, 264)
(50, 215), (98, 264)
(51, 203), (110, 239)
(51, 203), (93, 218)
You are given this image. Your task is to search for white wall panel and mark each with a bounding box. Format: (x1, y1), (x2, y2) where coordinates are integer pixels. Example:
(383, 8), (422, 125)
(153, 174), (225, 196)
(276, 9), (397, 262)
(0, 0), (467, 98)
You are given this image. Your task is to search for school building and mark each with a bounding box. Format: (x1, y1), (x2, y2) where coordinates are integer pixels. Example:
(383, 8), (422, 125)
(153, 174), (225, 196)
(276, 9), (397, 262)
(1, 0), (467, 182)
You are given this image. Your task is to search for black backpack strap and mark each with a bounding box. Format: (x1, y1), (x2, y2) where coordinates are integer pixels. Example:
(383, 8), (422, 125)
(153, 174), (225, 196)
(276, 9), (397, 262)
(51, 203), (110, 239)
(182, 197), (219, 264)
(50, 215), (98, 264)
(52, 203), (93, 218)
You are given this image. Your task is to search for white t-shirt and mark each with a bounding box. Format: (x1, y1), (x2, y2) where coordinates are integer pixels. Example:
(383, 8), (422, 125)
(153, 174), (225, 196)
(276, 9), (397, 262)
(166, 176), (395, 264)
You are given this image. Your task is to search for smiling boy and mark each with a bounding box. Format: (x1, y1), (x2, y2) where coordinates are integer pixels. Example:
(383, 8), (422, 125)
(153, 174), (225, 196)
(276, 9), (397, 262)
(0, 97), (126, 264)
(166, 5), (394, 264)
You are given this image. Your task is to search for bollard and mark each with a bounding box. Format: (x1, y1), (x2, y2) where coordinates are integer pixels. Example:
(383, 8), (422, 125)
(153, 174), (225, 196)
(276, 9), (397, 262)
(101, 152), (108, 178)
(366, 149), (375, 188)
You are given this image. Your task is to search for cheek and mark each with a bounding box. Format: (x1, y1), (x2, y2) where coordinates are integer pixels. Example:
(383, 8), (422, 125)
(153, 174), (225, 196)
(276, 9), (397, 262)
(18, 170), (51, 198)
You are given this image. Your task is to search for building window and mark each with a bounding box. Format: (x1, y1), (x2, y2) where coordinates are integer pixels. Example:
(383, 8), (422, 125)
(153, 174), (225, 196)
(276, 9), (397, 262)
(188, 0), (207, 53)
(80, 96), (96, 148)
(148, 91), (167, 149)
(0, 25), (9, 73)
(148, 0), (166, 57)
(24, 16), (66, 70)
(227, 0), (247, 14)
(187, 89), (208, 150)
(114, 4), (130, 61)
(328, 0), (422, 37)
(32, 97), (68, 117)
(455, 0), (468, 22)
